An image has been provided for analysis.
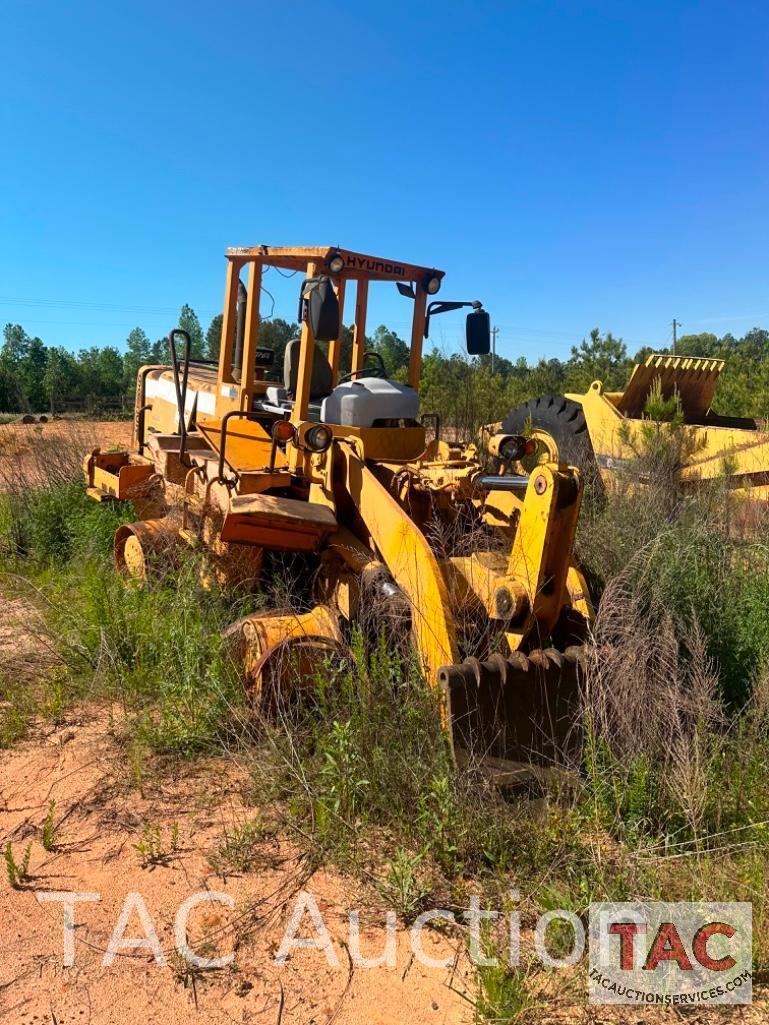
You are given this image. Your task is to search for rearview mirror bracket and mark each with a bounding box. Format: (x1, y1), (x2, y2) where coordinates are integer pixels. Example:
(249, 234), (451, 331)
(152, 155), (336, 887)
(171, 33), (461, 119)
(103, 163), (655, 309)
(424, 299), (485, 338)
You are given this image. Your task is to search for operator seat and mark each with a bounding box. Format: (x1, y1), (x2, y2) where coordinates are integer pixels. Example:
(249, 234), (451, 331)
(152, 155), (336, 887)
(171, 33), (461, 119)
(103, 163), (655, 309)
(257, 343), (419, 428)
(283, 339), (333, 401)
(260, 339), (333, 418)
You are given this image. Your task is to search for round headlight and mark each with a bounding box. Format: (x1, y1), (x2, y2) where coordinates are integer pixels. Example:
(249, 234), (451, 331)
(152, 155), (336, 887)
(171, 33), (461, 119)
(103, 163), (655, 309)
(328, 252), (345, 274)
(499, 435), (536, 463)
(425, 274), (441, 295)
(305, 424), (333, 453)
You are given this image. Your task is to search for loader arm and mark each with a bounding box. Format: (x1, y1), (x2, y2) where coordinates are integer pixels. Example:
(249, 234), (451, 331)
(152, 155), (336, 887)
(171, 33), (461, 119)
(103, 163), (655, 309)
(340, 445), (459, 684)
(504, 464), (583, 649)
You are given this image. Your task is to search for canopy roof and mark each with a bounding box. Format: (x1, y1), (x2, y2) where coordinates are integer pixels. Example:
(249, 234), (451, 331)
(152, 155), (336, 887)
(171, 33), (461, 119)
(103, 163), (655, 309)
(225, 245), (445, 284)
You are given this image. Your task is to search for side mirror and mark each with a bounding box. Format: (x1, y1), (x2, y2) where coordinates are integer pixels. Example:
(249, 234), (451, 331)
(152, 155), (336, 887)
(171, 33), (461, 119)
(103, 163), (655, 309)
(300, 276), (339, 342)
(466, 309), (491, 355)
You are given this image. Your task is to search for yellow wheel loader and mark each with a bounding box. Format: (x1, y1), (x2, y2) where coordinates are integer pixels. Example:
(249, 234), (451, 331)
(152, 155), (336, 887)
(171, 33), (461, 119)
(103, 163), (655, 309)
(84, 245), (592, 771)
(498, 353), (769, 498)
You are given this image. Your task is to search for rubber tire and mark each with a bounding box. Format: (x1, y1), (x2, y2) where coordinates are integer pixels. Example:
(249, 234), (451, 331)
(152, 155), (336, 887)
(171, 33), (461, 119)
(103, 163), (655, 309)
(501, 395), (595, 471)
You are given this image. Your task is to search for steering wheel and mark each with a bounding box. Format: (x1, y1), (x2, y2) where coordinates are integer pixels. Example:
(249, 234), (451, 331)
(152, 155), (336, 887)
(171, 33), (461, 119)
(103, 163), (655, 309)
(338, 351), (388, 385)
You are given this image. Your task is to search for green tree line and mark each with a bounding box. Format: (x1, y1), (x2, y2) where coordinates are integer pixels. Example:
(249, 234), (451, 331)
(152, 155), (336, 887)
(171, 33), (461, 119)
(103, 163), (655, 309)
(2, 306), (768, 431)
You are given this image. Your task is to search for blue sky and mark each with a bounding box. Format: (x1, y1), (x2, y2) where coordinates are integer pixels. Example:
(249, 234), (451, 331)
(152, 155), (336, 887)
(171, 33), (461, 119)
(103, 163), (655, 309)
(1, 1), (767, 363)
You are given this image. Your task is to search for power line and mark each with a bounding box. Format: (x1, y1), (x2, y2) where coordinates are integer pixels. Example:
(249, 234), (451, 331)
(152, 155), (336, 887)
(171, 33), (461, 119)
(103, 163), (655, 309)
(0, 317), (193, 329)
(0, 295), (219, 317)
(0, 295), (668, 348)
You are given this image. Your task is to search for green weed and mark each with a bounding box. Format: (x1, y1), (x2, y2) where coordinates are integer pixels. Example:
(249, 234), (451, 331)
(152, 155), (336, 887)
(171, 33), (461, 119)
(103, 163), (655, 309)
(1, 480), (130, 564)
(40, 555), (255, 755)
(474, 956), (541, 1025)
(4, 841), (32, 888)
(317, 719), (370, 823)
(133, 822), (180, 867)
(380, 847), (431, 923)
(41, 799), (58, 852)
(417, 774), (465, 876)
(0, 704), (28, 748)
(209, 818), (271, 876)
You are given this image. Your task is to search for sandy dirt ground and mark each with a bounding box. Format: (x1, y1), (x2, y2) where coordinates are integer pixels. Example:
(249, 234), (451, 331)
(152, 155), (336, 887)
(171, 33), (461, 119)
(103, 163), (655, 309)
(0, 710), (477, 1025)
(1, 711), (766, 1025)
(0, 420), (132, 448)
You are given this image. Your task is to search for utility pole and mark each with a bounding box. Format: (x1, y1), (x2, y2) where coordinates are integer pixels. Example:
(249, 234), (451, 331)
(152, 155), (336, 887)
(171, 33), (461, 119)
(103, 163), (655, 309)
(672, 318), (681, 354)
(491, 325), (500, 374)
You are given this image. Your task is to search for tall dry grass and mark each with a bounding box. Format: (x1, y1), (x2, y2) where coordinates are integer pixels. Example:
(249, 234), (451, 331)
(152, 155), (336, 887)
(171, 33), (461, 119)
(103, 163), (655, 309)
(575, 398), (769, 867)
(0, 420), (129, 491)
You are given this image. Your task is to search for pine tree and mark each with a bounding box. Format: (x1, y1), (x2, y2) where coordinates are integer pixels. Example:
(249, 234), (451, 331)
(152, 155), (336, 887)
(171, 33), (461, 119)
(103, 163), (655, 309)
(124, 327), (151, 394)
(566, 328), (629, 391)
(206, 314), (223, 361)
(178, 305), (205, 359)
(370, 324), (410, 377)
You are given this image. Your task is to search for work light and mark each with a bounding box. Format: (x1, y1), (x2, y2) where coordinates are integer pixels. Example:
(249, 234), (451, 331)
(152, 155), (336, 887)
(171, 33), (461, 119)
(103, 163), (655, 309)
(424, 273), (441, 295)
(304, 424), (333, 453)
(328, 252), (345, 274)
(499, 435), (537, 463)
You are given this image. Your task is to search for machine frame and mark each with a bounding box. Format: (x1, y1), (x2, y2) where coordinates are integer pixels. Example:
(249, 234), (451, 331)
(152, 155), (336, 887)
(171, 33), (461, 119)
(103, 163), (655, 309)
(84, 244), (591, 768)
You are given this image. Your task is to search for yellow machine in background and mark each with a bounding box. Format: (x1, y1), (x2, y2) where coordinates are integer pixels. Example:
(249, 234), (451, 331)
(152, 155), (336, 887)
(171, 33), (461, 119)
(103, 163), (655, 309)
(499, 353), (769, 498)
(85, 245), (592, 769)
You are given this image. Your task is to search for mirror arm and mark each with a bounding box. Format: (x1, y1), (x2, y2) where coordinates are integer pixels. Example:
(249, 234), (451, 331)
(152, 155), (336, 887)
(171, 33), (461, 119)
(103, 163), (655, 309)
(424, 300), (484, 338)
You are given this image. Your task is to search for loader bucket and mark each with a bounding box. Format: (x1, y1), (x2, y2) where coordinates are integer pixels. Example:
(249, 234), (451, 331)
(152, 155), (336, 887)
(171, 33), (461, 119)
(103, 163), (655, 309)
(616, 354), (725, 420)
(438, 646), (588, 768)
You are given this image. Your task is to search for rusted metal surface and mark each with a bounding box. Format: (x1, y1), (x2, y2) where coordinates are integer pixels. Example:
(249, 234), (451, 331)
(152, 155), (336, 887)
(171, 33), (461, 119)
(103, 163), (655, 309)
(439, 645), (590, 765)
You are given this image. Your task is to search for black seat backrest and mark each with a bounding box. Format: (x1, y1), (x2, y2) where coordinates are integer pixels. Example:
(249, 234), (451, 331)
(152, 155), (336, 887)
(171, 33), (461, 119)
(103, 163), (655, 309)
(283, 339), (333, 400)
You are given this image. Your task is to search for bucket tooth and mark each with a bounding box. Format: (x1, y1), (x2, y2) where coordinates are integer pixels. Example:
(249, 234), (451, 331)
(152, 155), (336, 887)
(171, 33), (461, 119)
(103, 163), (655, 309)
(464, 656), (484, 687)
(543, 647), (564, 669)
(485, 652), (511, 686)
(564, 644), (590, 666)
(527, 648), (551, 669)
